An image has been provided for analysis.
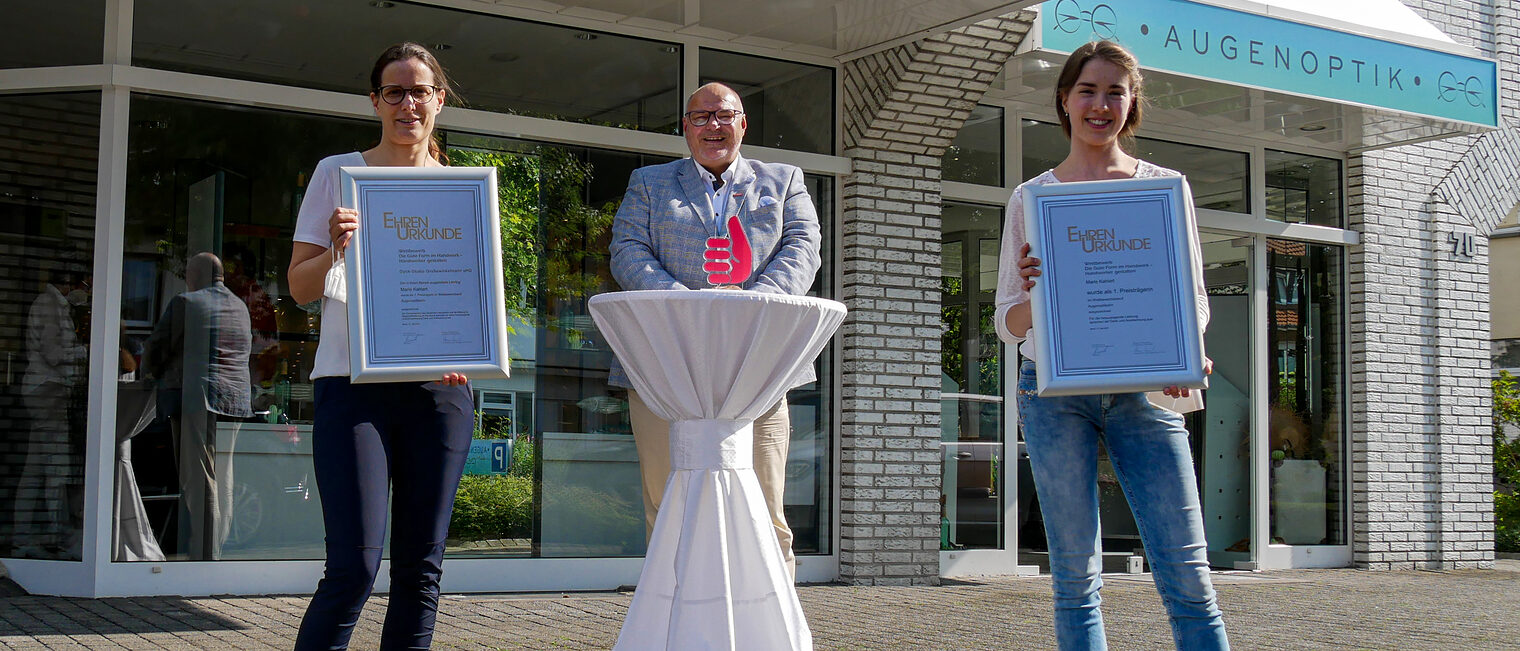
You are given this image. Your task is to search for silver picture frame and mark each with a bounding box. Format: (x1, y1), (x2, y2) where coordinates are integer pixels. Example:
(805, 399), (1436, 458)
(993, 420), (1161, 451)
(1022, 175), (1207, 396)
(340, 166), (510, 383)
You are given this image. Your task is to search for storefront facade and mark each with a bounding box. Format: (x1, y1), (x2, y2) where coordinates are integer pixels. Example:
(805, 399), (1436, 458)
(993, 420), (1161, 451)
(0, 0), (1507, 596)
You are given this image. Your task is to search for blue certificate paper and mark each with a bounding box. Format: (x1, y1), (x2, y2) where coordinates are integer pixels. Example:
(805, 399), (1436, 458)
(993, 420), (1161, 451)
(341, 167), (510, 383)
(1022, 176), (1206, 396)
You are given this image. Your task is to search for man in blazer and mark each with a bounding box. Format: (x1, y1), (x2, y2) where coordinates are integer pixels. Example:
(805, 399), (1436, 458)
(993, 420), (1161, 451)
(609, 82), (821, 577)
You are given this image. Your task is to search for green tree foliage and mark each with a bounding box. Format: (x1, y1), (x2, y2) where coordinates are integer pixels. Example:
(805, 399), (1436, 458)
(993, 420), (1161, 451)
(447, 148), (540, 324)
(535, 146), (617, 304)
(942, 276), (965, 388)
(1494, 371), (1520, 552)
(448, 145), (618, 324)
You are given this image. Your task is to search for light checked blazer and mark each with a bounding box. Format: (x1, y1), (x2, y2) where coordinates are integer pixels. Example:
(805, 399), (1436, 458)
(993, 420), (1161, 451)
(607, 156), (822, 389)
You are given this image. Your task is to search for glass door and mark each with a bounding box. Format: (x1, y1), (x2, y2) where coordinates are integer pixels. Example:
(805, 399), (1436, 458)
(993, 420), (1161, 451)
(940, 202), (1023, 575)
(1264, 239), (1347, 559)
(1197, 233), (1255, 569)
(1011, 232), (1258, 572)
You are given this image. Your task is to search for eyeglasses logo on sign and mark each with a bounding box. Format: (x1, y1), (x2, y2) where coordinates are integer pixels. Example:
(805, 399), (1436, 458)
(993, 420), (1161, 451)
(1437, 72), (1486, 107)
(1052, 0), (1116, 40)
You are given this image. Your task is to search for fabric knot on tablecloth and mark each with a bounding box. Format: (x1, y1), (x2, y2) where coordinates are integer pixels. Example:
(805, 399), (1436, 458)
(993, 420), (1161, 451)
(670, 419), (753, 470)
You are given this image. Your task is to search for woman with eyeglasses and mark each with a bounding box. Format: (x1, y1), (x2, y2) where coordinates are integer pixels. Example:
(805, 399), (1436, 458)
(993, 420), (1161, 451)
(995, 40), (1229, 650)
(287, 42), (472, 651)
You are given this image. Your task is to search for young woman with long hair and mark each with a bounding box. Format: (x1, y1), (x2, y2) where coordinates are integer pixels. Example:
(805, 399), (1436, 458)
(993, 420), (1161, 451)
(995, 40), (1231, 651)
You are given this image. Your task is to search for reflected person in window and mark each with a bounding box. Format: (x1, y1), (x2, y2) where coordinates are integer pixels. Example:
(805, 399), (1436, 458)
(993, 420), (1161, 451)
(287, 43), (472, 651)
(993, 41), (1229, 651)
(608, 82), (822, 578)
(11, 266), (90, 559)
(142, 252), (253, 561)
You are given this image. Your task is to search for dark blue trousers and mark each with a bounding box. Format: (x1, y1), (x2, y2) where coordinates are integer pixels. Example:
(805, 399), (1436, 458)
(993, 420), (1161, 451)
(294, 378), (473, 651)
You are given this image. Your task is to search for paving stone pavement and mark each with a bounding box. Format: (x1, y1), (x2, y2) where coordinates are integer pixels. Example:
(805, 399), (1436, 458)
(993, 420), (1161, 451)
(1, 561), (1517, 650)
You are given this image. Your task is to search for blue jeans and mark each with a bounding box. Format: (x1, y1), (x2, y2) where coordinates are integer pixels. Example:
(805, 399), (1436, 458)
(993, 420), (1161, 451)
(295, 378), (473, 651)
(1018, 360), (1228, 651)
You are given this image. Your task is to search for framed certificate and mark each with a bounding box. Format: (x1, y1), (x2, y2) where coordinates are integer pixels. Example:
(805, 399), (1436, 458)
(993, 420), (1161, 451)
(340, 166), (510, 383)
(1022, 175), (1206, 396)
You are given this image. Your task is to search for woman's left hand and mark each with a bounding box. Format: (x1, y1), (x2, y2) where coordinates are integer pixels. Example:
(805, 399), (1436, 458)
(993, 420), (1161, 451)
(1162, 357), (1213, 398)
(437, 372), (468, 386)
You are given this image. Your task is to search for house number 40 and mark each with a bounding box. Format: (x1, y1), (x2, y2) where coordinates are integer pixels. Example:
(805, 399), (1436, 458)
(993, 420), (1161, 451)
(1448, 231), (1476, 258)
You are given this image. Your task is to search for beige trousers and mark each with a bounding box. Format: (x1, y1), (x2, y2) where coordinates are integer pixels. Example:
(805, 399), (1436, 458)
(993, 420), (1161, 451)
(628, 390), (794, 578)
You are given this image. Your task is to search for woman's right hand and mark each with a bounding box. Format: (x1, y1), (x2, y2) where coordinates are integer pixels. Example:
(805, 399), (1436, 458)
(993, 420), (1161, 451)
(329, 207), (360, 252)
(1017, 242), (1042, 291)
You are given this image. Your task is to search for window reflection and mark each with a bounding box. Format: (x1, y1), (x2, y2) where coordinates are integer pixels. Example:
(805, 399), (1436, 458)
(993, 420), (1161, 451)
(0, 92), (101, 562)
(3, 1), (104, 68)
(1021, 120), (1250, 213)
(1197, 234), (1254, 563)
(940, 202), (1005, 550)
(1267, 239), (1345, 545)
(118, 95), (375, 561)
(793, 174), (834, 555)
(436, 134), (837, 559)
(1266, 151), (1343, 227)
(943, 105), (1003, 186)
(133, 0), (682, 132)
(1132, 138), (1249, 213)
(701, 49), (835, 155)
(111, 96), (837, 562)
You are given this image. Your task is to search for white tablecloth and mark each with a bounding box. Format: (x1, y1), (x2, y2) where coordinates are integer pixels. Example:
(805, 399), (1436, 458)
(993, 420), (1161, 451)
(589, 290), (846, 651)
(115, 380), (166, 562)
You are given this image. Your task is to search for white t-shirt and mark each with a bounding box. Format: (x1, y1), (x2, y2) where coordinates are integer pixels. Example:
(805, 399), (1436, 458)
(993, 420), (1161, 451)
(293, 151), (366, 380)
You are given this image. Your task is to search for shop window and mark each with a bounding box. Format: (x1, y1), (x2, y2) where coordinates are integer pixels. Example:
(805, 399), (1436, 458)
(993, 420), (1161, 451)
(1195, 233), (1254, 563)
(791, 174), (835, 555)
(117, 95), (376, 561)
(1021, 119), (1063, 183)
(1266, 150), (1343, 228)
(112, 97), (836, 561)
(939, 201), (1006, 550)
(132, 0), (682, 133)
(0, 92), (101, 562)
(700, 49), (834, 155)
(1021, 120), (1250, 214)
(3, 1), (104, 68)
(1267, 239), (1345, 546)
(1132, 137), (1250, 213)
(943, 105), (1003, 187)
(442, 132), (835, 557)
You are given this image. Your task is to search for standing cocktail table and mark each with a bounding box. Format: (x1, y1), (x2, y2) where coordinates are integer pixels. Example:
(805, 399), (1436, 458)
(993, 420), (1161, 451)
(589, 289), (846, 651)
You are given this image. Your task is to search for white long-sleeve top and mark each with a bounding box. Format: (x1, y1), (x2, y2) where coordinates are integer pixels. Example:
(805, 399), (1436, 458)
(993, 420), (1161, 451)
(993, 160), (1211, 411)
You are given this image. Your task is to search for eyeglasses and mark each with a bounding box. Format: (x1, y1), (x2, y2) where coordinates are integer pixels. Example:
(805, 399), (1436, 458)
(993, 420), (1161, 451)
(684, 110), (743, 126)
(375, 84), (440, 105)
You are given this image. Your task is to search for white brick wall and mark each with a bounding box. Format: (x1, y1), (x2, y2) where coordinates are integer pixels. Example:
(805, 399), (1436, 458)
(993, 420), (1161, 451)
(835, 13), (1033, 586)
(1348, 0), (1516, 569)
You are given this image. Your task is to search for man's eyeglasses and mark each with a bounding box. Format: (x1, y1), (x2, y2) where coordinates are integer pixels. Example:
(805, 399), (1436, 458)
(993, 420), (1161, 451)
(684, 110), (743, 127)
(375, 84), (440, 105)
